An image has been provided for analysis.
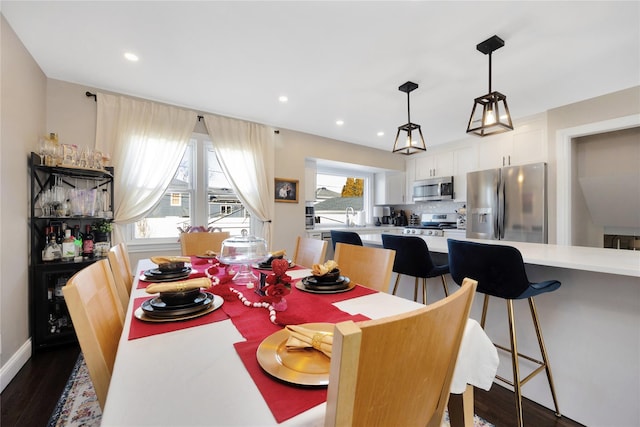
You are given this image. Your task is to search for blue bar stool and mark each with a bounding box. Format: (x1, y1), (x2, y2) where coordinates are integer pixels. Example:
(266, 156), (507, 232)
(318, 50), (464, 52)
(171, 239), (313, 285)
(330, 230), (362, 251)
(447, 239), (561, 427)
(381, 234), (449, 304)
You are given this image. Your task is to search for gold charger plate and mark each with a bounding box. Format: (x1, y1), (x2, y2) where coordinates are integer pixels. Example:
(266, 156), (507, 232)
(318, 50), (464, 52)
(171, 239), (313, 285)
(295, 277), (355, 294)
(256, 322), (333, 386)
(134, 294), (224, 323)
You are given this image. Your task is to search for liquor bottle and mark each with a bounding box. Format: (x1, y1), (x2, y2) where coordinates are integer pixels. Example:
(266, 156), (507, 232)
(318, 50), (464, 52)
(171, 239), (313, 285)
(73, 225), (82, 258)
(82, 224), (94, 259)
(61, 229), (75, 261)
(43, 232), (62, 261)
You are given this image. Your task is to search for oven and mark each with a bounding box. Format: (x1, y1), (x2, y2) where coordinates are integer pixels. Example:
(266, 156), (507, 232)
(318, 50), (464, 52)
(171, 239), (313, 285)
(305, 203), (315, 230)
(402, 213), (458, 236)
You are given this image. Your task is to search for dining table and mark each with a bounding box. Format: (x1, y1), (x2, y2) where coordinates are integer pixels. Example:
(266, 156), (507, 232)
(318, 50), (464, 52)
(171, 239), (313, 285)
(101, 258), (499, 427)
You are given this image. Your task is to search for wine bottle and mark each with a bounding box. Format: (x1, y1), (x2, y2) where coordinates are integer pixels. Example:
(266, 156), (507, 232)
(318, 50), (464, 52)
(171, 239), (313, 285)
(82, 224), (94, 259)
(62, 229), (75, 261)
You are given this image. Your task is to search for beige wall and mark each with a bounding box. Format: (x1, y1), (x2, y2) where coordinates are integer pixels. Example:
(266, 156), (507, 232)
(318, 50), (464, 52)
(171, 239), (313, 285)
(272, 129), (404, 254)
(547, 86), (640, 243)
(0, 15), (47, 372)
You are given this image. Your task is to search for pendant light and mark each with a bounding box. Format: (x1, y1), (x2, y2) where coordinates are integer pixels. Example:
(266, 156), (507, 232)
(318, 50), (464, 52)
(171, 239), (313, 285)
(466, 35), (514, 137)
(393, 81), (427, 155)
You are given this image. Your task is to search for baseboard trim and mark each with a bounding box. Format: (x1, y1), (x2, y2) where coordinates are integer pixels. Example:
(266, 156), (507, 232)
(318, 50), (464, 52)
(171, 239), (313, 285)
(0, 339), (32, 393)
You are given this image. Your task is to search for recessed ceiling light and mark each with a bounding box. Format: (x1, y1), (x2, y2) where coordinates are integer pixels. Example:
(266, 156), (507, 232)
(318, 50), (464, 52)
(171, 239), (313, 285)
(124, 52), (139, 62)
(278, 95), (288, 103)
(336, 120), (344, 126)
(377, 131), (385, 137)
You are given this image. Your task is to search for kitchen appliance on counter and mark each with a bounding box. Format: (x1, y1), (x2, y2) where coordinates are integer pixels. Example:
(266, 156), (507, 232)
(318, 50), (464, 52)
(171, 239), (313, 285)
(393, 210), (408, 226)
(403, 213), (458, 236)
(467, 162), (547, 243)
(456, 205), (466, 230)
(382, 206), (392, 224)
(412, 176), (454, 202)
(305, 202), (315, 230)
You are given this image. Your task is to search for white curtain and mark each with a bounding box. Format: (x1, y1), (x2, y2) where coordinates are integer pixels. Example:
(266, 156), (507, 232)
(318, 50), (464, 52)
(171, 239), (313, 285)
(95, 93), (197, 243)
(203, 114), (274, 246)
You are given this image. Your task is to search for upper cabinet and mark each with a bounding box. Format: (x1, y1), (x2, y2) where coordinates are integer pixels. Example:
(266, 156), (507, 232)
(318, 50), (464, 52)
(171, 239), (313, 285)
(414, 151), (454, 180)
(452, 146), (476, 201)
(477, 114), (548, 170)
(374, 171), (406, 205)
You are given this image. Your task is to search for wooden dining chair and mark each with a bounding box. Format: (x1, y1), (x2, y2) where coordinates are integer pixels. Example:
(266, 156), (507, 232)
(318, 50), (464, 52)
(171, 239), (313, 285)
(107, 242), (133, 311)
(179, 231), (230, 256)
(325, 278), (477, 427)
(292, 236), (328, 267)
(334, 243), (395, 292)
(62, 259), (125, 410)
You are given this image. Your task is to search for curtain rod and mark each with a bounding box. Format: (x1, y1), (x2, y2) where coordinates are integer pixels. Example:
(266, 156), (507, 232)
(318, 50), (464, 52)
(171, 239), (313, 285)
(85, 91), (278, 132)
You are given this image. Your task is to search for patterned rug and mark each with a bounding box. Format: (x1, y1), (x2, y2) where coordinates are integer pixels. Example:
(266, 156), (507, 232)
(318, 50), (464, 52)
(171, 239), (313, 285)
(48, 354), (494, 427)
(47, 353), (101, 427)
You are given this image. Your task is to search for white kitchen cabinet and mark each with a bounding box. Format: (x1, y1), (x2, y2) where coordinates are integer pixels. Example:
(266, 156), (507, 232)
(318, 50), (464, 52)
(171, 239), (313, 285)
(414, 151), (454, 180)
(374, 171), (405, 205)
(477, 114), (547, 170)
(452, 146), (476, 201)
(405, 158), (416, 203)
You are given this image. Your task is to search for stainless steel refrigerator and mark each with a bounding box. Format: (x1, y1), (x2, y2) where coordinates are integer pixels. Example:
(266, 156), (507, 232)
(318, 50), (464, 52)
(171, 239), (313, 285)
(466, 162), (547, 243)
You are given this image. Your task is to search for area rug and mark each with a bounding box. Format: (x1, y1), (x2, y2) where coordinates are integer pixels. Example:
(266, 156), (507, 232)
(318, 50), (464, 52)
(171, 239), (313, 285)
(48, 353), (494, 427)
(47, 353), (101, 427)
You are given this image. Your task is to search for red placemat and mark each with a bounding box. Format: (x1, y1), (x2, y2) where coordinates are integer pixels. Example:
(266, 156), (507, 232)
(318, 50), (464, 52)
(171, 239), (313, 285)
(220, 281), (371, 423)
(128, 295), (229, 340)
(234, 340), (327, 423)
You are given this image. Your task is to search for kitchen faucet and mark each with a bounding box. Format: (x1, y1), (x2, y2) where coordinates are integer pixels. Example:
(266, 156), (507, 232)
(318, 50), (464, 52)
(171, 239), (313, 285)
(345, 207), (355, 227)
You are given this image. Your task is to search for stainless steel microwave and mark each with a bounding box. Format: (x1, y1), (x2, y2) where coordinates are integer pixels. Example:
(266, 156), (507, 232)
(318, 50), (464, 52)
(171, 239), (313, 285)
(412, 176), (454, 202)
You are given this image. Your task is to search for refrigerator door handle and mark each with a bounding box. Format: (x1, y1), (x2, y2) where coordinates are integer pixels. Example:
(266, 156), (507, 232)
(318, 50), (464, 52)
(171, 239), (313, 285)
(493, 183), (500, 239)
(498, 179), (506, 239)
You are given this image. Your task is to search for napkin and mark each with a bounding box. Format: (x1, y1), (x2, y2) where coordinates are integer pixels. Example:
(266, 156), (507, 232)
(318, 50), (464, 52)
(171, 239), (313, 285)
(145, 277), (211, 294)
(149, 255), (191, 265)
(285, 325), (333, 358)
(312, 260), (338, 276)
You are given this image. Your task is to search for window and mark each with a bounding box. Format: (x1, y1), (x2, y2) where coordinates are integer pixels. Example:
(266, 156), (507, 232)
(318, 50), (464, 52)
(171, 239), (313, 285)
(313, 168), (372, 225)
(130, 133), (249, 244)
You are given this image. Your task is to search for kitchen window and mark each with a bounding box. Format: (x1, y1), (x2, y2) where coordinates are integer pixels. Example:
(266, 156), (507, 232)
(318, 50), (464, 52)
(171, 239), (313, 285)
(128, 133), (249, 244)
(313, 168), (372, 226)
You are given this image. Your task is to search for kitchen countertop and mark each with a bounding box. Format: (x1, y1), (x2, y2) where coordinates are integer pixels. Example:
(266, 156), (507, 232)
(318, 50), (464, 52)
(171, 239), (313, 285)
(357, 233), (640, 278)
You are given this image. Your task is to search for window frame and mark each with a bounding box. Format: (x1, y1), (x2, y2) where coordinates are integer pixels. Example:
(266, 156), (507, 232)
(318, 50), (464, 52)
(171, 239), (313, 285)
(125, 132), (242, 251)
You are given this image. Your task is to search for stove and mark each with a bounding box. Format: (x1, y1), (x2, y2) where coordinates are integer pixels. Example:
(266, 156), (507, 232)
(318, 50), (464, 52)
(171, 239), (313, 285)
(402, 213), (458, 236)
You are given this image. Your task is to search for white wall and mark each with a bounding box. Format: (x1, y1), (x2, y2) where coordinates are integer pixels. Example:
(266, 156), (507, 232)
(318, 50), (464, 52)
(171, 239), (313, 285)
(0, 14), (47, 389)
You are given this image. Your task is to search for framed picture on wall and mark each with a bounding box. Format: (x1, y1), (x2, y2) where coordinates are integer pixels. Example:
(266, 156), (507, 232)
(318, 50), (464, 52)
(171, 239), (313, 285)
(274, 178), (299, 203)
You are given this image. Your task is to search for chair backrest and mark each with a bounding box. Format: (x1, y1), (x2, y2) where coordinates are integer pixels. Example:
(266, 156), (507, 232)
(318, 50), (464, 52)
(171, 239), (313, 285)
(180, 231), (230, 256)
(334, 243), (395, 292)
(107, 242), (133, 311)
(62, 259), (125, 409)
(325, 278), (477, 427)
(381, 233), (439, 277)
(447, 239), (530, 298)
(330, 230), (363, 250)
(293, 236), (328, 268)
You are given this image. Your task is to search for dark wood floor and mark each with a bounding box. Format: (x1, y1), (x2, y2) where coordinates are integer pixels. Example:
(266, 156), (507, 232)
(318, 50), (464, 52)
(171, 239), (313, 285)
(2, 344), (585, 427)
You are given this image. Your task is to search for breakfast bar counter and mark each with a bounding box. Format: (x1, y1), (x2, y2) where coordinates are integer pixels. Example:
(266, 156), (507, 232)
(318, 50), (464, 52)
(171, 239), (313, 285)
(357, 232), (640, 426)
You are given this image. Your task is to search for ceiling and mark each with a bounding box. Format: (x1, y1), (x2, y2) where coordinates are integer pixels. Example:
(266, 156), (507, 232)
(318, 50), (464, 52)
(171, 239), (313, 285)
(2, 1), (639, 152)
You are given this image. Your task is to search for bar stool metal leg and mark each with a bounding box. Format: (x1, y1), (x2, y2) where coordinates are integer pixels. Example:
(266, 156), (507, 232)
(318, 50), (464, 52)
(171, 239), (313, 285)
(441, 275), (449, 297)
(529, 298), (561, 417)
(506, 300), (524, 427)
(392, 273), (401, 295)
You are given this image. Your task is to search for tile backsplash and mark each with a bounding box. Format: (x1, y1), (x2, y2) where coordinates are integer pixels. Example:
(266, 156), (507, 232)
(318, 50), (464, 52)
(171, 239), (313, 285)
(394, 201), (466, 216)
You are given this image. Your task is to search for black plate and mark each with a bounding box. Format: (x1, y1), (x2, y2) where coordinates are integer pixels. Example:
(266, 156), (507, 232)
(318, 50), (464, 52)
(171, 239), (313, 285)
(303, 275), (346, 287)
(253, 260), (295, 270)
(144, 267), (192, 278)
(301, 276), (350, 291)
(141, 292), (214, 318)
(149, 292), (209, 310)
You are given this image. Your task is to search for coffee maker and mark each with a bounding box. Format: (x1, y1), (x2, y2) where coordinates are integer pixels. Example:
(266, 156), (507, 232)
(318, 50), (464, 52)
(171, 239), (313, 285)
(381, 207), (392, 224)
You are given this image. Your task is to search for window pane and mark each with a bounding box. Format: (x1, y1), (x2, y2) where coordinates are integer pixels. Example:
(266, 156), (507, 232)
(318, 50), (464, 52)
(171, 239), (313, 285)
(173, 144), (192, 188)
(314, 173), (364, 225)
(134, 192), (191, 238)
(208, 191), (250, 235)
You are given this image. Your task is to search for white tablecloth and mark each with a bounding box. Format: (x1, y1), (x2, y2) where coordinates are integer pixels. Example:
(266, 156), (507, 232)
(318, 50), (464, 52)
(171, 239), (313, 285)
(101, 261), (498, 426)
